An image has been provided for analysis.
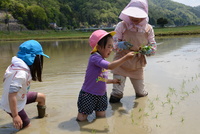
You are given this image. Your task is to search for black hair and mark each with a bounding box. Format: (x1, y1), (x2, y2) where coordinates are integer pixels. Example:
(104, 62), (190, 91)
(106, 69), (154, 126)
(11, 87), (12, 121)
(97, 34), (112, 49)
(29, 55), (43, 82)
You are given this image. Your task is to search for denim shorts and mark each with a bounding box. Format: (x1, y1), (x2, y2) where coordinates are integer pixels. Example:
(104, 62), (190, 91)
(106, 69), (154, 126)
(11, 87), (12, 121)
(8, 91), (37, 128)
(77, 90), (108, 115)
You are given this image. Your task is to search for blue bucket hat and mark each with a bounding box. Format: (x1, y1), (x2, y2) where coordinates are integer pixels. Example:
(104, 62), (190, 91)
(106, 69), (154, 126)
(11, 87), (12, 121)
(17, 40), (50, 65)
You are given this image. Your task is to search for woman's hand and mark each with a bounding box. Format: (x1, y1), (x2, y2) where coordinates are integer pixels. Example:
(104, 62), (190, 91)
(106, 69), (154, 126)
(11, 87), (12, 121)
(117, 41), (133, 51)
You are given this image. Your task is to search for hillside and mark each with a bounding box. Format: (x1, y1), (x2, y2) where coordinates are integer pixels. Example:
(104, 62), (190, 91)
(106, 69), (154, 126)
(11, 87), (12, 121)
(0, 0), (200, 30)
(149, 0), (200, 26)
(194, 5), (200, 12)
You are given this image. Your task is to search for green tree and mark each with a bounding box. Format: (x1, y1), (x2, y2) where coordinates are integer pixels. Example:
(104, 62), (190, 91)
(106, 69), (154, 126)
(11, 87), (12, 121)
(9, 1), (26, 24)
(157, 18), (168, 27)
(26, 5), (47, 29)
(1, 0), (200, 30)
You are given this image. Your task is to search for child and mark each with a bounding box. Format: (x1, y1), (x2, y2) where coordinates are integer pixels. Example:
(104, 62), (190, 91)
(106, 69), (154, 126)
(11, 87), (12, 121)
(109, 0), (157, 103)
(76, 30), (135, 121)
(0, 40), (49, 129)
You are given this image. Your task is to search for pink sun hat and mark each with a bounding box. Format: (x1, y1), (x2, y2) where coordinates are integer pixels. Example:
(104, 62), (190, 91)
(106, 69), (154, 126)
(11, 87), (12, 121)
(122, 7), (147, 18)
(89, 30), (116, 53)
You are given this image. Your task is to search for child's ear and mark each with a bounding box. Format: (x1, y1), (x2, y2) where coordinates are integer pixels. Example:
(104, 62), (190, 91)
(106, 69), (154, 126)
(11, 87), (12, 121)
(96, 45), (101, 50)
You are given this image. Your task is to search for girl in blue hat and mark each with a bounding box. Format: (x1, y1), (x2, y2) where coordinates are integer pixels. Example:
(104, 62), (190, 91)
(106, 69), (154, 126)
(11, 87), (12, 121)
(0, 40), (49, 130)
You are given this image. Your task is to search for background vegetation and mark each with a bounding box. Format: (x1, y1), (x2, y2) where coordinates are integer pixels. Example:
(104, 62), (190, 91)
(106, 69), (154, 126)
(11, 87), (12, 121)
(0, 0), (200, 30)
(1, 25), (200, 41)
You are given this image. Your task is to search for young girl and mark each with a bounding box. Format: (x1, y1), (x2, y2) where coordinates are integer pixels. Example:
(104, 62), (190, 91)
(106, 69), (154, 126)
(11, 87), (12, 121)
(76, 30), (135, 121)
(0, 40), (49, 129)
(109, 0), (157, 103)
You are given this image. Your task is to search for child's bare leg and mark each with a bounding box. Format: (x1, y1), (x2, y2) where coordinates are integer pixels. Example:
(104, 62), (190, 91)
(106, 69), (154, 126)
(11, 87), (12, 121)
(77, 113), (88, 121)
(36, 93), (46, 118)
(96, 111), (105, 118)
(36, 93), (46, 105)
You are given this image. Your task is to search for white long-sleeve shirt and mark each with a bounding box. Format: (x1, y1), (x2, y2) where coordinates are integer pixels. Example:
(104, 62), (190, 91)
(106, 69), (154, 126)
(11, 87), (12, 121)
(0, 56), (31, 113)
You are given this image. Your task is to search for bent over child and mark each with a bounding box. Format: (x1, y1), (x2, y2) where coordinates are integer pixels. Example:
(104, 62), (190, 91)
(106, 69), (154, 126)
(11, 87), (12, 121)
(0, 40), (49, 130)
(77, 30), (135, 121)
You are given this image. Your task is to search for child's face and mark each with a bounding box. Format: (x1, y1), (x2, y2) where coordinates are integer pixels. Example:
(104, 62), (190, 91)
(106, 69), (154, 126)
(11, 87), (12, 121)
(98, 37), (113, 58)
(129, 17), (145, 25)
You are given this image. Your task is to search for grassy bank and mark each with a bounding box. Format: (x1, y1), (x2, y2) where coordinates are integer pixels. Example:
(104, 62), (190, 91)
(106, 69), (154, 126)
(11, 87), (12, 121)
(154, 25), (200, 36)
(0, 30), (92, 41)
(0, 25), (200, 41)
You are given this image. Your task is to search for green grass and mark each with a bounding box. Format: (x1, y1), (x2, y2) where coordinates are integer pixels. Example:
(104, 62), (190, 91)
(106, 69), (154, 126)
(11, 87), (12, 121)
(0, 30), (92, 41)
(0, 25), (200, 41)
(154, 25), (200, 36)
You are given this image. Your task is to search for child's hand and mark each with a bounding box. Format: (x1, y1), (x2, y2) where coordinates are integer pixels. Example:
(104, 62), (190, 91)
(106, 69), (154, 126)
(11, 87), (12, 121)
(13, 115), (23, 129)
(125, 52), (135, 59)
(112, 79), (121, 84)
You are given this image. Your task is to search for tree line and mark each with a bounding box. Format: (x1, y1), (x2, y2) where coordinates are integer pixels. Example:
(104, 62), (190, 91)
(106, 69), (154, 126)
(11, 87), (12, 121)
(0, 0), (200, 30)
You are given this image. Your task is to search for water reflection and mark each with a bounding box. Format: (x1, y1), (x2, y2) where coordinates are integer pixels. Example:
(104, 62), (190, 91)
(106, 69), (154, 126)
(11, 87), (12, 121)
(155, 36), (196, 55)
(0, 36), (200, 134)
(0, 36), (199, 77)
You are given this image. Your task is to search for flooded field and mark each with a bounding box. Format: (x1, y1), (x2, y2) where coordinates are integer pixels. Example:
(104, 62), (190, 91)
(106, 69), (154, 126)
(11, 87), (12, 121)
(0, 36), (200, 134)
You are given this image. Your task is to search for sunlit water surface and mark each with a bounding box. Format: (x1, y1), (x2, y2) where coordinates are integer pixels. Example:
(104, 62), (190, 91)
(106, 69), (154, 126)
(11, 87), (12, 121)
(0, 36), (200, 134)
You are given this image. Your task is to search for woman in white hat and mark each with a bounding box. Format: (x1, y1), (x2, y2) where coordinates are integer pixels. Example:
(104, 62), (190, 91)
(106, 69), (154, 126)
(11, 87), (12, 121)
(109, 0), (157, 103)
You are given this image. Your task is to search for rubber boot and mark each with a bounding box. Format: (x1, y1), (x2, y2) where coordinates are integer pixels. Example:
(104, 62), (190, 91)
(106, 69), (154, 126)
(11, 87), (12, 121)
(109, 95), (121, 103)
(37, 105), (46, 118)
(136, 92), (148, 98)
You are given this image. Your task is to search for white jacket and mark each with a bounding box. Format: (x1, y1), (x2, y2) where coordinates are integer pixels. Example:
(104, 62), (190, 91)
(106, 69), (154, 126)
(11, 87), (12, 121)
(0, 56), (32, 113)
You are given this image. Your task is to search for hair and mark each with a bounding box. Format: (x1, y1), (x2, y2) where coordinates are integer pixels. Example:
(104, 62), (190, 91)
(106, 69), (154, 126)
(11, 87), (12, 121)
(29, 55), (43, 82)
(97, 34), (112, 49)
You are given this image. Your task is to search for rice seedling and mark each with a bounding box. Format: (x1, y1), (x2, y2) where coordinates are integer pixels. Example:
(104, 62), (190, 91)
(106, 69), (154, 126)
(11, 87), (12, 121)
(130, 111), (139, 124)
(144, 112), (149, 117)
(148, 101), (155, 111)
(181, 117), (185, 123)
(167, 98), (171, 104)
(181, 80), (186, 89)
(138, 115), (143, 119)
(170, 105), (174, 115)
(154, 113), (159, 119)
(168, 87), (176, 96)
(156, 124), (161, 128)
(191, 89), (195, 93)
(138, 108), (142, 112)
(91, 129), (96, 134)
(166, 93), (170, 98)
(131, 112), (135, 124)
(183, 91), (189, 96)
(131, 118), (135, 124)
(180, 96), (185, 100)
(161, 101), (168, 107)
(155, 95), (159, 101)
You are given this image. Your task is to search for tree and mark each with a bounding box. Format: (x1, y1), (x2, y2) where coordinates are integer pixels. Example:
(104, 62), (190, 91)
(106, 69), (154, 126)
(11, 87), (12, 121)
(157, 18), (168, 27)
(26, 5), (48, 29)
(4, 12), (11, 31)
(1, 0), (200, 30)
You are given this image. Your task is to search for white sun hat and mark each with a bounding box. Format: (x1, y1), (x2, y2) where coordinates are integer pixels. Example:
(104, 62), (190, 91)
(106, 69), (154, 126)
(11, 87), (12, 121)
(119, 0), (149, 24)
(122, 6), (147, 18)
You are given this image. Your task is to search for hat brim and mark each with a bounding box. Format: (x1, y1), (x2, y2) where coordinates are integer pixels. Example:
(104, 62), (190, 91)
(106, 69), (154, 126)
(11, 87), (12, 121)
(91, 31), (116, 53)
(122, 7), (147, 18)
(41, 53), (50, 58)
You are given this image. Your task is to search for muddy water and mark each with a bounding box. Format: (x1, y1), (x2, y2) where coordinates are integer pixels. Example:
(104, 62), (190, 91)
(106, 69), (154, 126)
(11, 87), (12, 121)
(0, 36), (200, 134)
